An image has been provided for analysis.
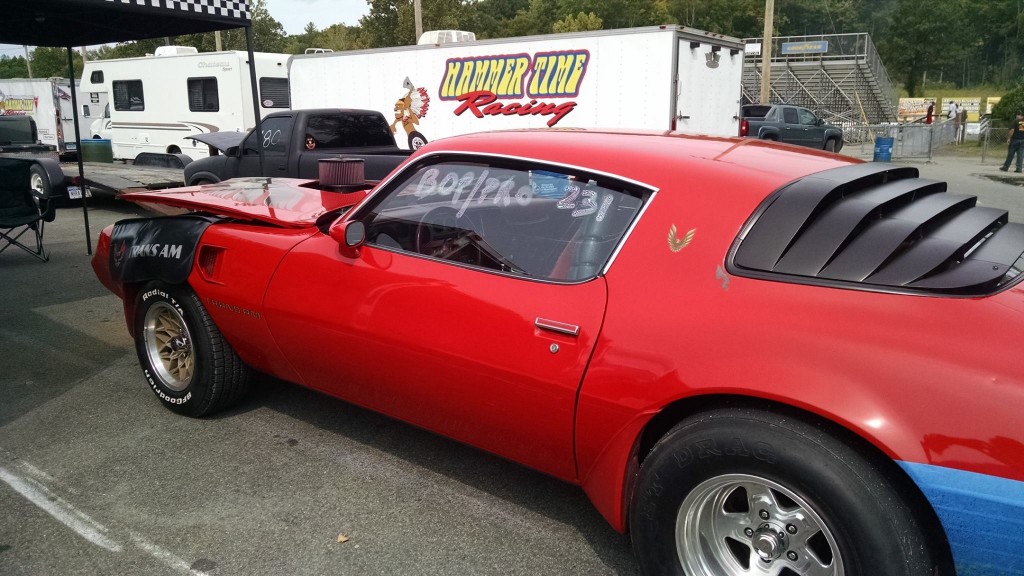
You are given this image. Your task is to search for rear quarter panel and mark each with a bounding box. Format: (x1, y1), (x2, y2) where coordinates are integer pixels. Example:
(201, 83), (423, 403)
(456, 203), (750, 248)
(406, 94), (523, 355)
(573, 150), (1024, 532)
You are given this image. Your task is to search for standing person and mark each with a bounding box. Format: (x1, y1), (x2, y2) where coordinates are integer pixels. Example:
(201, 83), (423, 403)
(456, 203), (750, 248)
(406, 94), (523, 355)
(947, 100), (959, 120)
(1000, 111), (1024, 173)
(926, 102), (934, 124)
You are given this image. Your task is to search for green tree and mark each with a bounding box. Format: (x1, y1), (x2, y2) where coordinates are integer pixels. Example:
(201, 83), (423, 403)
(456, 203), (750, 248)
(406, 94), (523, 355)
(359, 0), (464, 47)
(878, 0), (968, 96)
(992, 84), (1024, 123)
(0, 55), (30, 79)
(30, 47), (84, 78)
(552, 12), (603, 33)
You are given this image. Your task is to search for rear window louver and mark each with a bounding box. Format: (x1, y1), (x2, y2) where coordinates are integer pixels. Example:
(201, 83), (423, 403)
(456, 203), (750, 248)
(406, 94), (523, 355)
(729, 163), (1024, 296)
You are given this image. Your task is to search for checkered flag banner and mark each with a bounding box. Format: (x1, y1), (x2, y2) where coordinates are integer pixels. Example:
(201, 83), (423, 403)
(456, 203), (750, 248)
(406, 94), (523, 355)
(103, 0), (250, 20)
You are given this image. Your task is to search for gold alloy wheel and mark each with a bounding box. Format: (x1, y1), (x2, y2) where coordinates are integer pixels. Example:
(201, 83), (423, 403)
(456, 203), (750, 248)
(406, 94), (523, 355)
(143, 301), (194, 392)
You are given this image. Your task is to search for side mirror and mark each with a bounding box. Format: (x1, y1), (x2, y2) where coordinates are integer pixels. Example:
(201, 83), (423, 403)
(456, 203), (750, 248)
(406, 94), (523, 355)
(227, 146), (241, 157)
(816, 118), (825, 126)
(329, 219), (365, 258)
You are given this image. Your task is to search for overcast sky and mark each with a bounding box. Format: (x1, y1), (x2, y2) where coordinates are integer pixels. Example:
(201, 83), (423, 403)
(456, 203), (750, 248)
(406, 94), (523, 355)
(0, 0), (369, 57)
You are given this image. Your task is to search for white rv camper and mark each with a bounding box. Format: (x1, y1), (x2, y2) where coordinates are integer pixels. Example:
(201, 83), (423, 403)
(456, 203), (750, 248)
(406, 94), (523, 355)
(289, 26), (744, 150)
(0, 78), (106, 157)
(80, 46), (290, 160)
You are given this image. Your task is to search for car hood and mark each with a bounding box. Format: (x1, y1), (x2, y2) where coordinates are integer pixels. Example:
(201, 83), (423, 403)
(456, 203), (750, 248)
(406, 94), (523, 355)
(187, 131), (246, 153)
(121, 178), (371, 227)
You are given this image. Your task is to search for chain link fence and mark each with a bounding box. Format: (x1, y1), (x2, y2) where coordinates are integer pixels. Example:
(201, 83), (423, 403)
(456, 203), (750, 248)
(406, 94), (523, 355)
(981, 120), (1017, 167)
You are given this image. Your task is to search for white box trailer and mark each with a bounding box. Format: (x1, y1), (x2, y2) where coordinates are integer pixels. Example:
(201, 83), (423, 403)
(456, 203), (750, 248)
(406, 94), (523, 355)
(289, 26), (745, 150)
(0, 78), (106, 157)
(80, 47), (290, 161)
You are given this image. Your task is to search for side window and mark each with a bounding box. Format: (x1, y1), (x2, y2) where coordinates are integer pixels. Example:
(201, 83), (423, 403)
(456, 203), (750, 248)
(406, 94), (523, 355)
(242, 116), (291, 155)
(187, 77), (219, 112)
(113, 80), (144, 111)
(305, 113), (396, 148)
(782, 107), (798, 124)
(359, 158), (648, 282)
(798, 108), (818, 126)
(259, 77), (290, 109)
(90, 70), (103, 84)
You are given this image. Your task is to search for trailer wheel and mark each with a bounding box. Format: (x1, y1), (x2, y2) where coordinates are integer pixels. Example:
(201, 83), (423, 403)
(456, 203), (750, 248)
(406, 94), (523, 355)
(408, 131), (428, 150)
(29, 164), (50, 197)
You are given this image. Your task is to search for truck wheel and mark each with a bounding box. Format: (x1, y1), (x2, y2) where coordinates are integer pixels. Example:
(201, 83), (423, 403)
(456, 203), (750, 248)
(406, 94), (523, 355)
(167, 145), (182, 154)
(29, 164), (50, 197)
(762, 134), (778, 141)
(825, 138), (837, 152)
(629, 408), (943, 576)
(134, 281), (250, 417)
(408, 131), (428, 150)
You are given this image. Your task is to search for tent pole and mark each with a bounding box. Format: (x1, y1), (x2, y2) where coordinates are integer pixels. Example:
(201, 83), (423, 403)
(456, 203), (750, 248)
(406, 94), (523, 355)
(244, 26), (265, 175)
(67, 46), (92, 255)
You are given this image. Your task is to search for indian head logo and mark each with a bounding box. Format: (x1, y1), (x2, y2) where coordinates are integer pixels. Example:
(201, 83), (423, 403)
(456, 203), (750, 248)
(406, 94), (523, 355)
(112, 240), (128, 269)
(390, 77), (431, 150)
(438, 50), (590, 127)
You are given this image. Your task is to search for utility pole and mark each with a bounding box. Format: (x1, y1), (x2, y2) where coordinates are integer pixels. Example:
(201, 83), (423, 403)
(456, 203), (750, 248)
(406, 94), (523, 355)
(80, 46), (88, 63)
(215, 30), (223, 51)
(23, 45), (33, 79)
(759, 0), (774, 104)
(413, 0), (423, 43)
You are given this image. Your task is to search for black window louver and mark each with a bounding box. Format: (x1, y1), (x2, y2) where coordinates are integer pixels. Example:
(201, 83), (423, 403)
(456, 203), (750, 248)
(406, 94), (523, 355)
(729, 163), (1024, 296)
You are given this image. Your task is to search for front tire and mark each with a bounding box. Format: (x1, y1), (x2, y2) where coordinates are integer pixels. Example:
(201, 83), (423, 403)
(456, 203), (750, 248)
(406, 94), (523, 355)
(629, 408), (941, 576)
(134, 282), (250, 417)
(825, 138), (838, 152)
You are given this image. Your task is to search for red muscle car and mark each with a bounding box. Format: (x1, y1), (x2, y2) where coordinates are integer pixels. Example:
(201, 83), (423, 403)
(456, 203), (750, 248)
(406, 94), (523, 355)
(92, 130), (1024, 576)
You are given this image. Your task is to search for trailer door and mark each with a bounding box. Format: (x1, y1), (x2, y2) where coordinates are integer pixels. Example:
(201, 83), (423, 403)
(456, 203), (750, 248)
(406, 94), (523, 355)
(675, 38), (744, 137)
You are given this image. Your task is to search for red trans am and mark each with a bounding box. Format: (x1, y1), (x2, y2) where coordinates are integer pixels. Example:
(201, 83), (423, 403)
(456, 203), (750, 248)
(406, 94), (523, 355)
(92, 130), (1024, 576)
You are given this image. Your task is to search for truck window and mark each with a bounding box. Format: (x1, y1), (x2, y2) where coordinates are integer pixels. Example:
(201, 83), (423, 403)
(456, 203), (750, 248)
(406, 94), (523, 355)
(113, 80), (145, 111)
(782, 107), (798, 124)
(242, 116), (291, 155)
(798, 108), (818, 126)
(90, 71), (103, 84)
(259, 78), (289, 109)
(306, 113), (395, 148)
(187, 77), (220, 112)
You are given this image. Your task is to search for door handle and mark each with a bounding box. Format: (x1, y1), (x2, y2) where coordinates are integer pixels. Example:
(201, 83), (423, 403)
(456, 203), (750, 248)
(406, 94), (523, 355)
(535, 318), (580, 336)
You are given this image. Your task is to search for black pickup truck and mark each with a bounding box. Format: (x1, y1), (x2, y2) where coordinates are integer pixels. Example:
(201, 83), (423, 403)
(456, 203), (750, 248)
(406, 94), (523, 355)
(184, 109), (413, 186)
(739, 104), (844, 152)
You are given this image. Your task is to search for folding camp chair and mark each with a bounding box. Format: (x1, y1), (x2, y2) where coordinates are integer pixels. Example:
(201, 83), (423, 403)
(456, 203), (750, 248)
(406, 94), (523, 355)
(0, 158), (58, 262)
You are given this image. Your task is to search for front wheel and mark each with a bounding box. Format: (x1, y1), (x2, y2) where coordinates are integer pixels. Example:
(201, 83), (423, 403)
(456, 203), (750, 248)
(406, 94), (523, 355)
(629, 408), (943, 576)
(825, 138), (838, 152)
(134, 282), (250, 417)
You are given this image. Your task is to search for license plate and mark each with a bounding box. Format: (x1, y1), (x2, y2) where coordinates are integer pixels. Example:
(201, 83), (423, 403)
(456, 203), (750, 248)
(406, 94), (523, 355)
(66, 143), (77, 151)
(67, 185), (92, 199)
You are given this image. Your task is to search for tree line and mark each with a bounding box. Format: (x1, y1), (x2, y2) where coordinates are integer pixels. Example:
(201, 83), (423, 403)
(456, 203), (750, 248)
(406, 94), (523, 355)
(2, 0), (1021, 97)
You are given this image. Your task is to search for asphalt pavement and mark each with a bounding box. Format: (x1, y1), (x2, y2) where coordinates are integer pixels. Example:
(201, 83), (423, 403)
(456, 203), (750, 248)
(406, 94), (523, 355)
(1, 153), (1022, 576)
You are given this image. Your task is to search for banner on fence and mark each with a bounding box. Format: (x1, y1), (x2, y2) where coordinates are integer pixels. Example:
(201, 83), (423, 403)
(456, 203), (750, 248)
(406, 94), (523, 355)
(897, 98), (936, 121)
(943, 97), (981, 122)
(986, 97), (1001, 115)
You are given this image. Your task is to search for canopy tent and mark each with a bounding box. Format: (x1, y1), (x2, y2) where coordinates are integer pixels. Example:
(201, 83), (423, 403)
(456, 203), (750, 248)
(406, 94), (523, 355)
(0, 0), (263, 254)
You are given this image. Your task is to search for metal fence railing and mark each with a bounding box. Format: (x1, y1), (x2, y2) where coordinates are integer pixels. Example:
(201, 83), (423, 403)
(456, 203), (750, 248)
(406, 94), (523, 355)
(842, 120), (958, 160)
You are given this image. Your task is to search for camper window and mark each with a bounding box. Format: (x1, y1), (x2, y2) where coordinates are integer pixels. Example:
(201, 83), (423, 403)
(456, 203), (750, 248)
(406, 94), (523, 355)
(259, 77), (290, 109)
(187, 77), (220, 112)
(90, 70), (103, 84)
(113, 80), (145, 112)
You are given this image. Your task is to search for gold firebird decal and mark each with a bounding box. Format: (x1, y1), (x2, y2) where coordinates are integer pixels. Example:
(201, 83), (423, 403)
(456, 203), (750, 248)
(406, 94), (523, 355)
(668, 225), (696, 252)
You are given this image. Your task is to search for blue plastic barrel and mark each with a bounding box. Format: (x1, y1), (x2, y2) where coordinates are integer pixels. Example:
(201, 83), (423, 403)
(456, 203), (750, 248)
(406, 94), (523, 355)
(873, 137), (894, 162)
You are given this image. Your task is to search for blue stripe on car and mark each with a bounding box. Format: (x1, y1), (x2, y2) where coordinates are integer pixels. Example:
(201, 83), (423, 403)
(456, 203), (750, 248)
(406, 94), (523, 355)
(899, 461), (1024, 575)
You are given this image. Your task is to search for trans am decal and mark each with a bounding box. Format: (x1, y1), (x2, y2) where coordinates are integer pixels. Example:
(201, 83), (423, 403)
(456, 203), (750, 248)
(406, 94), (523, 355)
(438, 50), (590, 127)
(109, 216), (216, 284)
